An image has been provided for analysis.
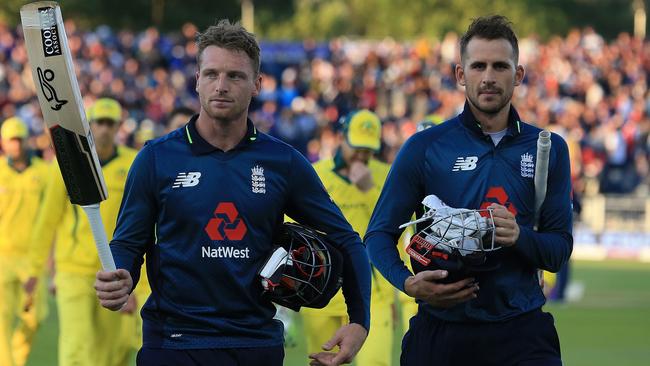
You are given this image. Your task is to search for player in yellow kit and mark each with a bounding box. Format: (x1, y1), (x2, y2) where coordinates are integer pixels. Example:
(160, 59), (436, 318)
(302, 110), (396, 366)
(0, 117), (50, 366)
(27, 98), (150, 366)
(394, 117), (443, 337)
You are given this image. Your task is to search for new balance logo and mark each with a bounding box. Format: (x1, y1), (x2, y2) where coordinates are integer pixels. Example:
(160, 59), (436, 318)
(173, 172), (201, 188)
(452, 156), (478, 171)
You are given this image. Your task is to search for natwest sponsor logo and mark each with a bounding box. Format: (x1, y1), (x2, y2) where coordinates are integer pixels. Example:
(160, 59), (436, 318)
(203, 202), (250, 260)
(479, 186), (518, 216)
(204, 202), (247, 241)
(201, 246), (250, 259)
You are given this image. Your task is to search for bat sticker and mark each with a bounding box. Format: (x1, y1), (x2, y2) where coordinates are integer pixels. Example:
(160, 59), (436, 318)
(36, 66), (67, 110)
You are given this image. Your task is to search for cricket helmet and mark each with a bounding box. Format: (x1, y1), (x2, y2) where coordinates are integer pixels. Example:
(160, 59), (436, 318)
(402, 195), (501, 283)
(259, 223), (343, 311)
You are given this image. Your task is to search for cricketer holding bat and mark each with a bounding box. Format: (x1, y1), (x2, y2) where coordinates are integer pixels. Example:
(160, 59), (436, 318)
(29, 98), (150, 366)
(365, 16), (573, 365)
(0, 117), (50, 366)
(94, 20), (370, 366)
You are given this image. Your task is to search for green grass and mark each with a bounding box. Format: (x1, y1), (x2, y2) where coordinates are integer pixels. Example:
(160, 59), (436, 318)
(26, 260), (650, 366)
(545, 261), (650, 366)
(25, 297), (58, 366)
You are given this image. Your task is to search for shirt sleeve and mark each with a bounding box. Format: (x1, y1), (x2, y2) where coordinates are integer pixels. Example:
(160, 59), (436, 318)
(110, 145), (158, 290)
(514, 133), (573, 272)
(365, 136), (426, 293)
(285, 150), (372, 330)
(28, 165), (68, 276)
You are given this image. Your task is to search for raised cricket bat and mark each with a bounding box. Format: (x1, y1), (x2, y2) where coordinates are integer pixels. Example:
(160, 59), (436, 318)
(21, 1), (116, 270)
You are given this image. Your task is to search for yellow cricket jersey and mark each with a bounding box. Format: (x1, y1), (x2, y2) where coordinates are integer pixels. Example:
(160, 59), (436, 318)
(306, 157), (394, 316)
(30, 146), (137, 276)
(0, 155), (50, 257)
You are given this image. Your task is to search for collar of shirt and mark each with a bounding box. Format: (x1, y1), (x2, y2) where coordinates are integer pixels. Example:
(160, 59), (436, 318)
(99, 146), (119, 167)
(332, 147), (352, 183)
(184, 114), (258, 155)
(332, 147), (346, 171)
(6, 151), (33, 171)
(458, 100), (522, 139)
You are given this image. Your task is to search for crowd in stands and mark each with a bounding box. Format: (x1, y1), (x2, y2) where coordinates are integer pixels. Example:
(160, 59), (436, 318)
(1, 21), (649, 198)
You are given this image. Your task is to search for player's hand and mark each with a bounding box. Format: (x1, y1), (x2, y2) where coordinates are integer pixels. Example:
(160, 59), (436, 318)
(488, 203), (520, 247)
(48, 277), (57, 296)
(120, 293), (138, 314)
(22, 276), (39, 312)
(308, 323), (368, 366)
(94, 269), (133, 311)
(23, 276), (38, 295)
(404, 270), (478, 308)
(348, 161), (374, 192)
(23, 294), (34, 312)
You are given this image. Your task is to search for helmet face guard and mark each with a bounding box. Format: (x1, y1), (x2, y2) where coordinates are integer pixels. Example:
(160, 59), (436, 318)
(403, 205), (501, 283)
(259, 223), (343, 311)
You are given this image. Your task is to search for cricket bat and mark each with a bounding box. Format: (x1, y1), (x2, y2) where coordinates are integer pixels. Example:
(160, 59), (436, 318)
(534, 130), (551, 286)
(21, 1), (116, 271)
(534, 130), (552, 228)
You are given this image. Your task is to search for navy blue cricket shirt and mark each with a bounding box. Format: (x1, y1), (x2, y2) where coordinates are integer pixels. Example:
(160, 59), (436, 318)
(365, 103), (573, 322)
(110, 116), (371, 349)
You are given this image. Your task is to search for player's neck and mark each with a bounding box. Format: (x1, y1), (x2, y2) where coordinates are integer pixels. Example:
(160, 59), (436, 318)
(196, 114), (248, 152)
(9, 152), (29, 171)
(96, 144), (116, 162)
(469, 102), (511, 133)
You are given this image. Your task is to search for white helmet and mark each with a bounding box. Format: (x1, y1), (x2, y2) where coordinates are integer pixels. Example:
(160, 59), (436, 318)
(400, 195), (501, 283)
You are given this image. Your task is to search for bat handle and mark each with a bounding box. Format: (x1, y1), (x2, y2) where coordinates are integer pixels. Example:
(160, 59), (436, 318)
(81, 203), (117, 271)
(534, 130), (552, 226)
(534, 130), (552, 288)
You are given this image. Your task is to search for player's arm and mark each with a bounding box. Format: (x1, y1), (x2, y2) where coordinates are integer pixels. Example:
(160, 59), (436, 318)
(28, 163), (68, 279)
(285, 150), (369, 365)
(0, 172), (5, 223)
(513, 134), (573, 272)
(96, 145), (156, 309)
(286, 150), (370, 328)
(364, 136), (478, 307)
(364, 136), (425, 293)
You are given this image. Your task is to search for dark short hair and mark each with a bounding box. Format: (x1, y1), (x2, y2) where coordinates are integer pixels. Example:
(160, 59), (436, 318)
(196, 19), (260, 75)
(460, 15), (519, 64)
(168, 106), (195, 120)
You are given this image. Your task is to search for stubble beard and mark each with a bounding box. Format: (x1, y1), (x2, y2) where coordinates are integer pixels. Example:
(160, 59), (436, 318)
(469, 89), (513, 116)
(202, 99), (247, 124)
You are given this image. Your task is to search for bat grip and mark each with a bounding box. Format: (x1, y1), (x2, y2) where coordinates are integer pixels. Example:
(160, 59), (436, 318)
(534, 130), (552, 287)
(81, 203), (117, 271)
(534, 130), (552, 222)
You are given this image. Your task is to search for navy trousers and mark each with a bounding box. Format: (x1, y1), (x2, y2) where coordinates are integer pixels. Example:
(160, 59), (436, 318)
(136, 346), (284, 366)
(401, 308), (562, 366)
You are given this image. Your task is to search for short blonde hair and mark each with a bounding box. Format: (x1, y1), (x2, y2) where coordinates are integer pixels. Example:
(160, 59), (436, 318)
(196, 19), (260, 75)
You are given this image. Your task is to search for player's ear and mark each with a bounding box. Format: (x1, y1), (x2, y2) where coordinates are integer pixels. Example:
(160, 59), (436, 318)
(514, 64), (525, 86)
(252, 73), (262, 97)
(455, 63), (466, 87)
(195, 71), (200, 92)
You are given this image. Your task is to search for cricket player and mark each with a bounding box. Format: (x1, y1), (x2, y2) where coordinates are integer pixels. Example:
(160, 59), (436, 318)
(94, 20), (370, 366)
(301, 109), (396, 366)
(29, 98), (149, 366)
(0, 117), (50, 366)
(366, 16), (572, 365)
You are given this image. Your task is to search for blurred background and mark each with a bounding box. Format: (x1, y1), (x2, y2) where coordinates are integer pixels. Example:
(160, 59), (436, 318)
(0, 1), (649, 365)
